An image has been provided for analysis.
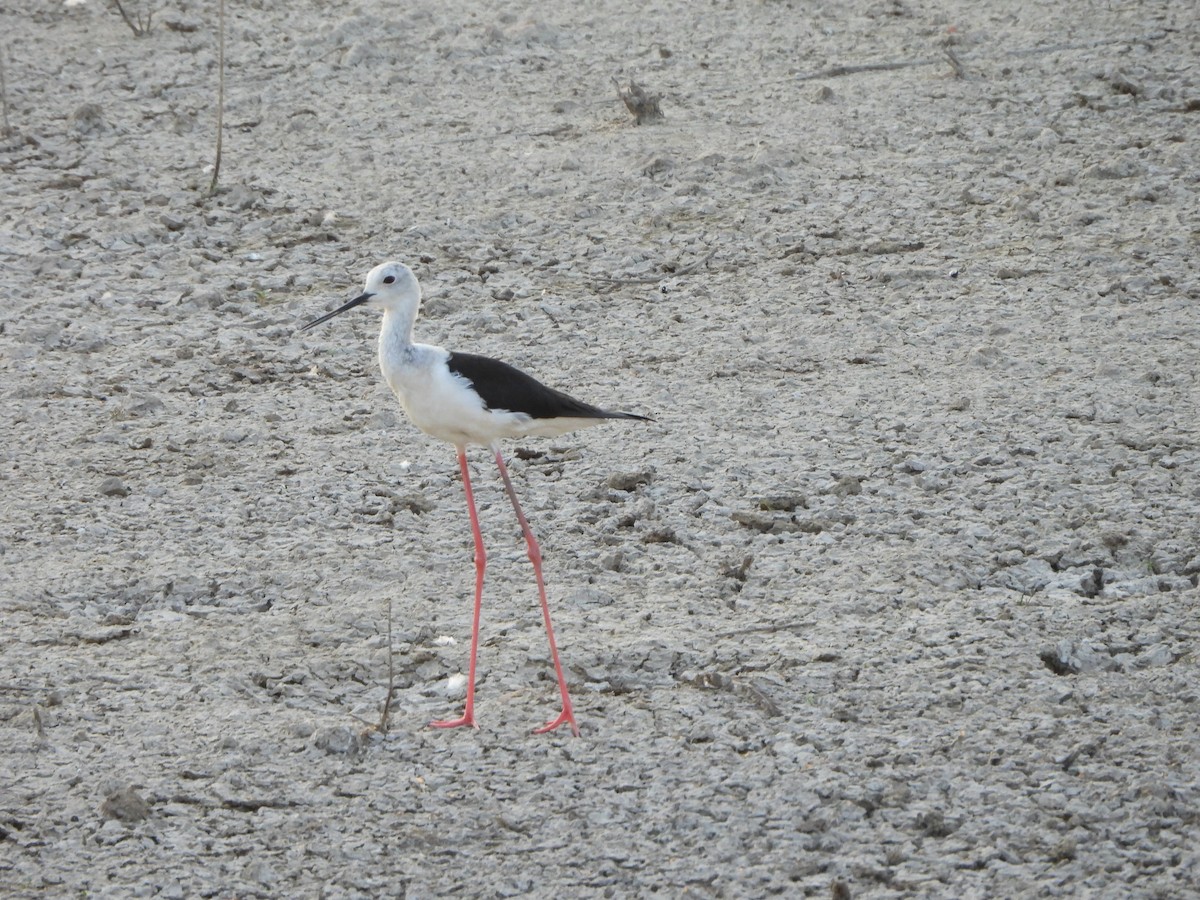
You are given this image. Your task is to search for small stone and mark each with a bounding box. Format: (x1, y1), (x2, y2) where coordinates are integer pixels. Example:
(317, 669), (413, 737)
(445, 673), (468, 698)
(1031, 127), (1060, 149)
(313, 725), (362, 755)
(100, 786), (151, 823)
(1040, 639), (1120, 675)
(915, 808), (955, 837)
(967, 345), (1001, 367)
(1134, 644), (1175, 669)
(1084, 157), (1145, 180)
(95, 818), (128, 844)
(643, 156), (675, 178)
(1049, 836), (1077, 861)
(567, 586), (615, 607)
(641, 527), (678, 544)
(829, 475), (862, 497)
(732, 511), (801, 534)
(69, 103), (106, 135)
(100, 476), (129, 497)
(606, 470), (653, 491)
(1105, 67), (1143, 97)
(242, 859), (277, 886)
(758, 492), (805, 511)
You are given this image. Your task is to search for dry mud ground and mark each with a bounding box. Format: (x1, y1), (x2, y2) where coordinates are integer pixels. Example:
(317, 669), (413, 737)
(2, 0), (1199, 896)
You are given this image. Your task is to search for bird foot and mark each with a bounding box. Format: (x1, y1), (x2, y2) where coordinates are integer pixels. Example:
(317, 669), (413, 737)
(429, 713), (477, 730)
(533, 707), (580, 737)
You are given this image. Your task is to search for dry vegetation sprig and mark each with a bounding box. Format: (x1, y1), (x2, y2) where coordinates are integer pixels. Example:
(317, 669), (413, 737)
(615, 77), (664, 124)
(109, 0), (153, 37)
(208, 0), (225, 194)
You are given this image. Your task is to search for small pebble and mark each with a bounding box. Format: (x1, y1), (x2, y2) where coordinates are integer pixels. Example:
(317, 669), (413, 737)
(100, 476), (129, 497)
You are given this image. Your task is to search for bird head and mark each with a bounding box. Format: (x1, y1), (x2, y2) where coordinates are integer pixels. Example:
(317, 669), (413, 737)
(299, 261), (421, 331)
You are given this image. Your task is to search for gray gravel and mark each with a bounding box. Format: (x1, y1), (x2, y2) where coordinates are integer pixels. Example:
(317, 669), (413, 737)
(2, 0), (1198, 896)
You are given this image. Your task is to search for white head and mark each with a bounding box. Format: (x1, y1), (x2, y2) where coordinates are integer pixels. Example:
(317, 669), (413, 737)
(299, 261), (421, 332)
(361, 261), (420, 311)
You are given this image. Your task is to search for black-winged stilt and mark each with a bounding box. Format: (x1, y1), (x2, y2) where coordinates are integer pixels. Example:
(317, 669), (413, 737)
(300, 261), (648, 736)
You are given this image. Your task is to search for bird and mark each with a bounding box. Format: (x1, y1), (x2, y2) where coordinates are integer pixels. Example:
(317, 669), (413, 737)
(300, 261), (649, 736)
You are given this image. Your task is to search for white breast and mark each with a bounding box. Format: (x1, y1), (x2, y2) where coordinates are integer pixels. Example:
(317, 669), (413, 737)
(379, 343), (517, 447)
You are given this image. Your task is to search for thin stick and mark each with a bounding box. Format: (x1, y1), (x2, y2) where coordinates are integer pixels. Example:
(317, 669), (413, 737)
(208, 0), (225, 195)
(0, 45), (9, 137)
(590, 249), (716, 287)
(377, 599), (396, 734)
(794, 59), (938, 82)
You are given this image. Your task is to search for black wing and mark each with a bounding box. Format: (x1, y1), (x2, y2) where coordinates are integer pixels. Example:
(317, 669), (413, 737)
(446, 351), (646, 421)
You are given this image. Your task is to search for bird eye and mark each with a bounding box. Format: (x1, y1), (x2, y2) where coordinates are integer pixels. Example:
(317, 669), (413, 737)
(383, 275), (396, 284)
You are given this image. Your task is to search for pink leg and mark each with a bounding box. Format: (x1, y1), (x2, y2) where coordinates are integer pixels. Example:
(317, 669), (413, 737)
(430, 447), (485, 730)
(493, 448), (580, 737)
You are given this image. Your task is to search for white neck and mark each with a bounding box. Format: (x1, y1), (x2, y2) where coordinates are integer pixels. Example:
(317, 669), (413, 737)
(380, 301), (418, 350)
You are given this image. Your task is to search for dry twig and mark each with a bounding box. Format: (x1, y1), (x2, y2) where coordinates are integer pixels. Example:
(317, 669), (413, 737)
(109, 0), (153, 37)
(208, 0), (225, 194)
(377, 600), (397, 735)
